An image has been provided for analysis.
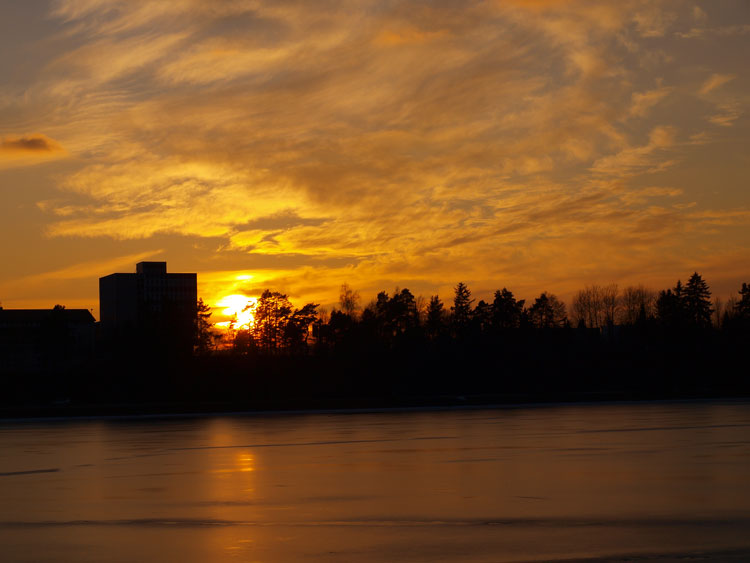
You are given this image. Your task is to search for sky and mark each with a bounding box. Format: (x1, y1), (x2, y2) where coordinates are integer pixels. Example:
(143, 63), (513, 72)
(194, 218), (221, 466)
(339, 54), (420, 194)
(0, 0), (748, 323)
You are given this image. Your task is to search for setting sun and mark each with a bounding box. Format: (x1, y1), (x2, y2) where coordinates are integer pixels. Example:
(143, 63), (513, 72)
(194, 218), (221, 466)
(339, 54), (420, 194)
(215, 294), (257, 330)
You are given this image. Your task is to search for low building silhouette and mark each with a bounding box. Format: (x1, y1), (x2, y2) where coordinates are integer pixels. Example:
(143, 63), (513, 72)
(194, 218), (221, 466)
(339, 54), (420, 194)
(99, 261), (197, 356)
(0, 306), (95, 374)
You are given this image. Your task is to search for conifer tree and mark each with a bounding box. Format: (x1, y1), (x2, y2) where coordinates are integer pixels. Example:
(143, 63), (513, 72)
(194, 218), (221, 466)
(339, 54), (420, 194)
(736, 282), (750, 320)
(251, 290), (293, 352)
(194, 298), (216, 354)
(451, 282), (474, 333)
(683, 272), (713, 328)
(656, 281), (686, 327)
(425, 295), (445, 338)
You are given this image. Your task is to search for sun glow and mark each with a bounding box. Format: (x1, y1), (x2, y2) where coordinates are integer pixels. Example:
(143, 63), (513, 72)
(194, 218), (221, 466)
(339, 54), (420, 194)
(215, 294), (256, 330)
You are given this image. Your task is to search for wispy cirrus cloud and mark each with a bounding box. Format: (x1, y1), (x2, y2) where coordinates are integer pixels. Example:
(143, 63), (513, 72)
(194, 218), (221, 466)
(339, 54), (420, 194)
(590, 126), (677, 176)
(699, 73), (737, 96)
(629, 86), (673, 117)
(0, 250), (162, 309)
(708, 103), (742, 127)
(20, 250), (163, 282)
(0, 0), (746, 308)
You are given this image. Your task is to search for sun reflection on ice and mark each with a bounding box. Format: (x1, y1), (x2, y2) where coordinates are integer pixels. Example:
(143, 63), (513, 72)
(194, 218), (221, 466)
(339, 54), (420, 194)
(236, 453), (255, 473)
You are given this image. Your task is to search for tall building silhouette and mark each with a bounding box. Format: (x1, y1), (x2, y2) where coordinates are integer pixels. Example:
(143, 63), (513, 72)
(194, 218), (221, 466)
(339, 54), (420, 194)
(99, 261), (197, 354)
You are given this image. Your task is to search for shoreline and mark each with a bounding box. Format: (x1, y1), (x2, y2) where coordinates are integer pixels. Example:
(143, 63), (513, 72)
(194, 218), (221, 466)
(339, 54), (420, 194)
(2, 392), (748, 423)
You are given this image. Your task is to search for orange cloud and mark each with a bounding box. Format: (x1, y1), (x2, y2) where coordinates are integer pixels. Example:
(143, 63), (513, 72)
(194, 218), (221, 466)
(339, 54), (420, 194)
(375, 27), (449, 46)
(0, 0), (746, 311)
(708, 103), (742, 127)
(590, 126), (677, 176)
(699, 73), (736, 96)
(629, 86), (672, 117)
(0, 134), (64, 157)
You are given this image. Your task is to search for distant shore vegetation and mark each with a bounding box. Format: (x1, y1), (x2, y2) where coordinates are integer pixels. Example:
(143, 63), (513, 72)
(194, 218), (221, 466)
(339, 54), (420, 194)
(202, 273), (750, 355)
(3, 273), (749, 414)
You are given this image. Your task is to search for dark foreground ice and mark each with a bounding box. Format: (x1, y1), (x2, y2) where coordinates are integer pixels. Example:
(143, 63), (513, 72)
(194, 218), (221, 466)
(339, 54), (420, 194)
(1, 401), (750, 562)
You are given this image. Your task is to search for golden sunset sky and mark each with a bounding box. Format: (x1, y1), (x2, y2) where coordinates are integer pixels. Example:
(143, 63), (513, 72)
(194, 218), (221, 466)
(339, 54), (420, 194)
(0, 0), (748, 323)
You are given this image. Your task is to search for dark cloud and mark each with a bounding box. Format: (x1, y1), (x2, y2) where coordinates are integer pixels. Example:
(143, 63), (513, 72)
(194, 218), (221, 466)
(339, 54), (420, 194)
(0, 134), (63, 155)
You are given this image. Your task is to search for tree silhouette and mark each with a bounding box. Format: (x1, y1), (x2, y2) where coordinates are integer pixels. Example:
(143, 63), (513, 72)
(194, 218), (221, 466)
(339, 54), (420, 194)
(528, 292), (566, 328)
(245, 290), (319, 353)
(194, 298), (216, 354)
(250, 290), (293, 352)
(600, 284), (619, 327)
(233, 326), (255, 355)
(328, 309), (354, 344)
(735, 282), (750, 320)
(339, 283), (360, 318)
(683, 273), (713, 328)
(656, 280), (686, 328)
(620, 285), (656, 325)
(372, 291), (392, 340)
(491, 288), (524, 330)
(374, 288), (419, 339)
(451, 282), (474, 334)
(284, 302), (319, 351)
(571, 284), (618, 329)
(425, 295), (446, 339)
(391, 288), (419, 333)
(471, 299), (492, 332)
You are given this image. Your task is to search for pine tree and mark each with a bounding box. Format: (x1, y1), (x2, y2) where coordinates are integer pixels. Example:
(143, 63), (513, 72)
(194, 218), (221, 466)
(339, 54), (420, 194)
(656, 280), (686, 327)
(683, 272), (713, 328)
(736, 282), (750, 320)
(425, 295), (445, 338)
(251, 290), (293, 352)
(451, 282), (474, 333)
(194, 298), (215, 354)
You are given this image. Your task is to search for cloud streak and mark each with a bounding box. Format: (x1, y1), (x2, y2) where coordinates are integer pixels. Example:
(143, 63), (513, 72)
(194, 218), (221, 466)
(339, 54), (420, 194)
(699, 73), (737, 96)
(0, 0), (747, 308)
(0, 134), (65, 161)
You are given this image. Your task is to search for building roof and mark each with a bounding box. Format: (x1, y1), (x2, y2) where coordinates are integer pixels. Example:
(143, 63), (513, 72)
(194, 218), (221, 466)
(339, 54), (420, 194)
(0, 309), (96, 324)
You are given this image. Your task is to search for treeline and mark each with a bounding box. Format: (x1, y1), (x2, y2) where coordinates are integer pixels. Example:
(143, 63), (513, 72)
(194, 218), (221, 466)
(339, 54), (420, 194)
(212, 273), (750, 353)
(4, 275), (749, 413)
(185, 273), (750, 403)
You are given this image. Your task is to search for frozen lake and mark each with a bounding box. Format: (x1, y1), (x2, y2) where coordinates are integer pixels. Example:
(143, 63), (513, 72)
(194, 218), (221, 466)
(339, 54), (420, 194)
(1, 401), (750, 562)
